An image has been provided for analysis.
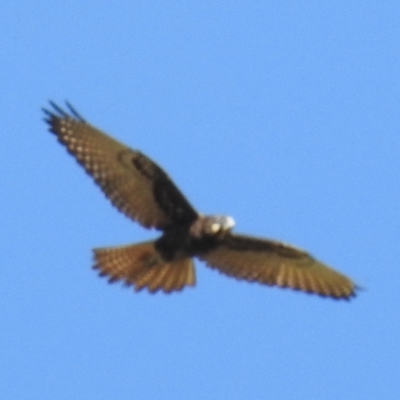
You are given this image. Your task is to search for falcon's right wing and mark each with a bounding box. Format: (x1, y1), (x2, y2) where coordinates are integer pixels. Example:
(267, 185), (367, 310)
(198, 234), (357, 300)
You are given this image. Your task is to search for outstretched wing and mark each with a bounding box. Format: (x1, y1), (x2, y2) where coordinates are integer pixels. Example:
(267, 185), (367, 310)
(198, 234), (357, 300)
(43, 102), (199, 230)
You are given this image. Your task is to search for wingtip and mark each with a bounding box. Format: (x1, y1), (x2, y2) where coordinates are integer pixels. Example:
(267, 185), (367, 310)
(42, 100), (86, 122)
(65, 101), (86, 122)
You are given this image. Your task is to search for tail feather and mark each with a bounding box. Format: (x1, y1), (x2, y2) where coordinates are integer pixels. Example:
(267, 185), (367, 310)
(93, 241), (195, 293)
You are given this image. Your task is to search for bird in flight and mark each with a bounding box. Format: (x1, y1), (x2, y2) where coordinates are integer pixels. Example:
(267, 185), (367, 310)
(43, 102), (357, 300)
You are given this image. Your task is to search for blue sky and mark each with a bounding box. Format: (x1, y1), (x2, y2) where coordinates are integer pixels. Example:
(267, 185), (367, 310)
(2, 2), (399, 399)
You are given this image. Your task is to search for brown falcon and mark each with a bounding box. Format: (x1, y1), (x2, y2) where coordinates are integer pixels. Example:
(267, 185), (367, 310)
(43, 102), (357, 300)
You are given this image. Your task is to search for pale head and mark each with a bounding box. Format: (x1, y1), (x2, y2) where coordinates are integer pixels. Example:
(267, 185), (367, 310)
(189, 215), (235, 238)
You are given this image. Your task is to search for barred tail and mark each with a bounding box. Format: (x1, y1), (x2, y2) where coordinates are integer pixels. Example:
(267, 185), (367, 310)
(93, 241), (195, 293)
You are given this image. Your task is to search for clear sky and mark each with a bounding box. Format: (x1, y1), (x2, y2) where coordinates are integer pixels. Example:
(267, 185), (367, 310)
(2, 2), (399, 399)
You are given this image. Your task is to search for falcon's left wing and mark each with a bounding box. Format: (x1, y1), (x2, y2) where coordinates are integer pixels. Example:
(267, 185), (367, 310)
(43, 102), (199, 231)
(198, 234), (357, 300)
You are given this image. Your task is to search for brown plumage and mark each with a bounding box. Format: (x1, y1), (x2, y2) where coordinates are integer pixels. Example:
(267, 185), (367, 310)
(43, 102), (358, 300)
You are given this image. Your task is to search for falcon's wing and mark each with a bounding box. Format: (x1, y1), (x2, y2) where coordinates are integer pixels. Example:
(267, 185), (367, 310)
(198, 234), (357, 300)
(43, 102), (198, 230)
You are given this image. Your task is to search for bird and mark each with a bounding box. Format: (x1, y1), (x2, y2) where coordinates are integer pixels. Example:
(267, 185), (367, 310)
(43, 101), (357, 300)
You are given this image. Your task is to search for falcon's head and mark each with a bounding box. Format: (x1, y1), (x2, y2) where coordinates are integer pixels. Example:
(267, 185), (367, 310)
(189, 215), (235, 238)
